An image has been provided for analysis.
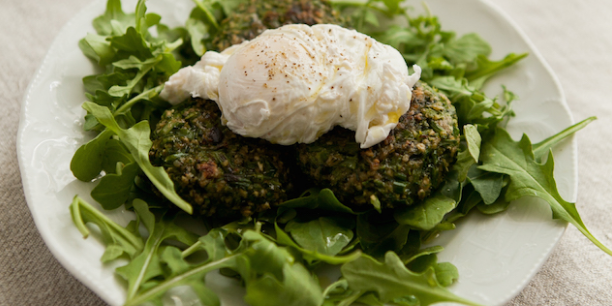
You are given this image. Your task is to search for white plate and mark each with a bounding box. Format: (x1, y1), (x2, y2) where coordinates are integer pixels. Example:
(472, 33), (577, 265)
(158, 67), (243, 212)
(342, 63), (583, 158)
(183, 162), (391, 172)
(17, 0), (575, 305)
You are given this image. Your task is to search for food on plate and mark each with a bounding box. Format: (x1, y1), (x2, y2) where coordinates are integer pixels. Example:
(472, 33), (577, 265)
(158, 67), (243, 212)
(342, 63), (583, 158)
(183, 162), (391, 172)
(212, 0), (345, 51)
(66, 0), (611, 306)
(149, 98), (294, 218)
(296, 82), (459, 208)
(161, 23), (422, 148)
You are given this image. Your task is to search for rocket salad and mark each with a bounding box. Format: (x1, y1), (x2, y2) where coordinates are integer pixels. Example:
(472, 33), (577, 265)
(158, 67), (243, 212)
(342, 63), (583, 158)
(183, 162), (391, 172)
(69, 0), (609, 305)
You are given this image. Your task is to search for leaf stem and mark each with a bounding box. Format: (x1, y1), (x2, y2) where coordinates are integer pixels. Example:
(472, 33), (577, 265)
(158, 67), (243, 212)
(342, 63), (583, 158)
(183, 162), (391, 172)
(70, 196), (90, 238)
(337, 291), (362, 306)
(465, 53), (528, 82)
(124, 255), (238, 306)
(322, 279), (348, 298)
(182, 240), (203, 258)
(327, 0), (368, 7)
(127, 231), (163, 300)
(532, 116), (597, 160)
(70, 196), (143, 249)
(114, 84), (164, 116)
(193, 0), (219, 29)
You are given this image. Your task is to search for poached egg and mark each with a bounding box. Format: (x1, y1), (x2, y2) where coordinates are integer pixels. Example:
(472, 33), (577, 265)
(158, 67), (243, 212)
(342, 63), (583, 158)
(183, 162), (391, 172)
(161, 24), (421, 148)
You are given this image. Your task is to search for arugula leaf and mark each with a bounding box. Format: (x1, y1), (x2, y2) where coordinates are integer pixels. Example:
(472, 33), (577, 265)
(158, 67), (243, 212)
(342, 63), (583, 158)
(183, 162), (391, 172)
(70, 129), (114, 181)
(125, 227), (238, 306)
(110, 26), (153, 60)
(154, 53), (182, 77)
(159, 247), (221, 306)
(479, 128), (612, 255)
(79, 0), (185, 134)
(93, 0), (134, 36)
(443, 33), (491, 64)
(285, 217), (354, 256)
(477, 195), (511, 215)
(394, 195), (457, 231)
(116, 204), (198, 302)
(108, 56), (160, 97)
(181, 227), (239, 266)
(464, 124), (482, 161)
(239, 231), (324, 306)
(454, 124), (482, 182)
(401, 245), (444, 266)
(532, 116), (597, 160)
(112, 55), (158, 70)
(91, 162), (140, 210)
(100, 138), (133, 174)
(341, 252), (483, 306)
(70, 196), (143, 261)
(356, 212), (410, 258)
(279, 188), (356, 214)
(427, 76), (512, 130)
(381, 0), (402, 14)
(83, 102), (193, 214)
(404, 252), (459, 287)
(192, 0), (220, 29)
(467, 167), (505, 205)
(275, 222), (361, 265)
(126, 256), (236, 306)
(373, 25), (422, 50)
(363, 9), (380, 27)
(466, 53), (528, 89)
(429, 76), (473, 98)
(185, 11), (209, 56)
(405, 253), (437, 274)
(83, 72), (129, 98)
(113, 203), (229, 306)
(321, 279), (356, 306)
(134, 0), (148, 34)
(79, 33), (116, 66)
(434, 262), (459, 287)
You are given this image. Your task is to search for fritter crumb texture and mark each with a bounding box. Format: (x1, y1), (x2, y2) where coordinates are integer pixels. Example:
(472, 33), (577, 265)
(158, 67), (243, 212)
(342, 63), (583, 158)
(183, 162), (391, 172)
(212, 0), (345, 51)
(296, 83), (460, 209)
(150, 99), (293, 218)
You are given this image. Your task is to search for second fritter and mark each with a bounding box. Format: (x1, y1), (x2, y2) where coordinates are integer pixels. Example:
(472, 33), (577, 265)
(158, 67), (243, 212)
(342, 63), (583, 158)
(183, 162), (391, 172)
(296, 82), (460, 210)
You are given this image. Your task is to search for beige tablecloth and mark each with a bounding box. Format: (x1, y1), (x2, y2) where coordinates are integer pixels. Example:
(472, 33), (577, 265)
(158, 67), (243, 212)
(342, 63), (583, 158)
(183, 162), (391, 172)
(2, 0), (612, 305)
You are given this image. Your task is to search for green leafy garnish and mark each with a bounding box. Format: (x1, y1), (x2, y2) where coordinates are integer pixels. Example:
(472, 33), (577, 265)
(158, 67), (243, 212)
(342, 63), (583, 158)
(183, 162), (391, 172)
(116, 202), (198, 302)
(70, 196), (144, 261)
(394, 195), (457, 231)
(91, 162), (140, 210)
(479, 127), (612, 255)
(341, 252), (482, 306)
(83, 102), (193, 214)
(279, 188), (357, 214)
(285, 217), (354, 256)
(532, 116), (597, 160)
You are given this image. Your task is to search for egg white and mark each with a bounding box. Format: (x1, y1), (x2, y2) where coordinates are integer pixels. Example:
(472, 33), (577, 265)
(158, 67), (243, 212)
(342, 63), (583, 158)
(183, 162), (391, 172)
(161, 24), (421, 148)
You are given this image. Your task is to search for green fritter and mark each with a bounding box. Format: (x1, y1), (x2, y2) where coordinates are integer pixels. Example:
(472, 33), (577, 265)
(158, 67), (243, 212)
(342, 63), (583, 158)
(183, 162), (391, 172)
(296, 82), (460, 210)
(149, 98), (293, 218)
(212, 0), (346, 51)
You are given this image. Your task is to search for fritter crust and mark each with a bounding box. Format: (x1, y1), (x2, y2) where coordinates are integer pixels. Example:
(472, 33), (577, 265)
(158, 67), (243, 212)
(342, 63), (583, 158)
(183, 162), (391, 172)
(149, 98), (293, 218)
(212, 0), (346, 51)
(296, 82), (460, 209)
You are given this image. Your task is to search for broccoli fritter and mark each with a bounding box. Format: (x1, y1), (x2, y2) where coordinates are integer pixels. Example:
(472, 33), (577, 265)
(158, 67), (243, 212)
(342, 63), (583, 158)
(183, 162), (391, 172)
(296, 83), (460, 209)
(149, 98), (293, 218)
(212, 0), (346, 51)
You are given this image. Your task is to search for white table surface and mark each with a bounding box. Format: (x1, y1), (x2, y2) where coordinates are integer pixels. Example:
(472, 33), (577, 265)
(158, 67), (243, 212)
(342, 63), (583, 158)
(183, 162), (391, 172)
(2, 0), (612, 305)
